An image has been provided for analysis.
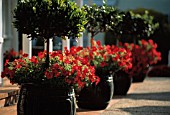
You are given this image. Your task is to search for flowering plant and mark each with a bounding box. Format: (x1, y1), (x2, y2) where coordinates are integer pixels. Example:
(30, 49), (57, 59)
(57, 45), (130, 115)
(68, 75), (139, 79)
(1, 49), (100, 90)
(148, 65), (170, 77)
(3, 49), (22, 63)
(122, 39), (161, 78)
(76, 40), (132, 76)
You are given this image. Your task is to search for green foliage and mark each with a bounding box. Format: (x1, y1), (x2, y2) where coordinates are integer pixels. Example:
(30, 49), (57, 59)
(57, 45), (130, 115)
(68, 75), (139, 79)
(83, 1), (121, 37)
(114, 10), (159, 39)
(13, 0), (87, 39)
(130, 11), (159, 37)
(130, 8), (168, 24)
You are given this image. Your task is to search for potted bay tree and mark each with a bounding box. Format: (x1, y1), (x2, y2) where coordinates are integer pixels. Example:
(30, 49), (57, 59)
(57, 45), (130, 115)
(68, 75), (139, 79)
(76, 0), (127, 110)
(1, 0), (98, 115)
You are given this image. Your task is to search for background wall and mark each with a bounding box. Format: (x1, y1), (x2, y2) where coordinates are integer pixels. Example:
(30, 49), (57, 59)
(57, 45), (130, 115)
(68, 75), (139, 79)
(117, 0), (170, 15)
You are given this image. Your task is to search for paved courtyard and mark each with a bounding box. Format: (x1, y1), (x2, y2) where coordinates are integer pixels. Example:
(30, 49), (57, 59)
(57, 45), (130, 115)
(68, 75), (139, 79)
(0, 77), (170, 115)
(102, 77), (170, 115)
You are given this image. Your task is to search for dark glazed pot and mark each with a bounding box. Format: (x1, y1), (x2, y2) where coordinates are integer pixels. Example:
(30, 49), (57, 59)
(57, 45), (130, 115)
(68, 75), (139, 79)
(132, 73), (146, 82)
(113, 71), (132, 95)
(77, 74), (114, 110)
(17, 84), (76, 115)
(132, 74), (146, 83)
(132, 66), (149, 83)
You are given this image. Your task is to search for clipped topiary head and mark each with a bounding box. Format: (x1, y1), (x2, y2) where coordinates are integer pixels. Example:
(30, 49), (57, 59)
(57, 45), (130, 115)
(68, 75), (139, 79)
(115, 11), (159, 38)
(13, 0), (87, 39)
(83, 2), (121, 37)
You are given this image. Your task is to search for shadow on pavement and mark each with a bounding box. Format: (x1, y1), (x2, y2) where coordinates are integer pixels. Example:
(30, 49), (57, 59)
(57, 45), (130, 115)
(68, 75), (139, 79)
(119, 106), (170, 115)
(76, 108), (95, 112)
(126, 92), (170, 101)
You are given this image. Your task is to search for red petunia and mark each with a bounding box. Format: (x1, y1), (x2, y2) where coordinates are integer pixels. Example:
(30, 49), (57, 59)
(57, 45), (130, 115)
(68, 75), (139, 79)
(16, 64), (22, 69)
(30, 56), (38, 64)
(22, 53), (28, 57)
(45, 71), (53, 79)
(38, 51), (46, 60)
(4, 59), (9, 66)
(100, 61), (108, 67)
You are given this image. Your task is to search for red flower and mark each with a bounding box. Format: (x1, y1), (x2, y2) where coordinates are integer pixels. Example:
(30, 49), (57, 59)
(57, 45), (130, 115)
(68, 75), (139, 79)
(22, 53), (28, 57)
(112, 55), (120, 61)
(4, 59), (9, 66)
(83, 67), (89, 74)
(38, 51), (46, 60)
(30, 56), (38, 64)
(50, 51), (61, 57)
(64, 47), (70, 56)
(16, 64), (22, 69)
(64, 58), (71, 64)
(45, 71), (53, 79)
(100, 62), (108, 67)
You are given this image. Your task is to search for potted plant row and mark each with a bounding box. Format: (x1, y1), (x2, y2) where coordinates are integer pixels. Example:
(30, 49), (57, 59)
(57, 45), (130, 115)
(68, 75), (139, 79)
(2, 41), (133, 112)
(2, 0), (130, 114)
(1, 0), (161, 114)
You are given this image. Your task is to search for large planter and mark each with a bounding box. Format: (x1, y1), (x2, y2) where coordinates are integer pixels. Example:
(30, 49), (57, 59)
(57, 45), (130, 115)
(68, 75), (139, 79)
(17, 84), (76, 115)
(132, 73), (146, 82)
(77, 74), (113, 110)
(132, 66), (149, 83)
(113, 71), (132, 95)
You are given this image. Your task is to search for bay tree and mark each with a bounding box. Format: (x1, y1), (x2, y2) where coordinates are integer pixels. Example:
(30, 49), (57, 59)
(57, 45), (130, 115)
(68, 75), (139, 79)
(114, 11), (159, 44)
(13, 0), (87, 66)
(83, 0), (122, 46)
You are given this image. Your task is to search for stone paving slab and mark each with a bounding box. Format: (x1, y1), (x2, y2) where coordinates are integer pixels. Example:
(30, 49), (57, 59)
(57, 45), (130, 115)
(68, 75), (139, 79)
(102, 77), (170, 115)
(0, 78), (19, 107)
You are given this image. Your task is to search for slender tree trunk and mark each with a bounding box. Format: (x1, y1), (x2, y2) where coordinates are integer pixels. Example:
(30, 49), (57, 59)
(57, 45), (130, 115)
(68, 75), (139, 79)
(91, 32), (95, 47)
(132, 36), (136, 63)
(116, 38), (119, 46)
(133, 36), (136, 47)
(46, 38), (50, 67)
